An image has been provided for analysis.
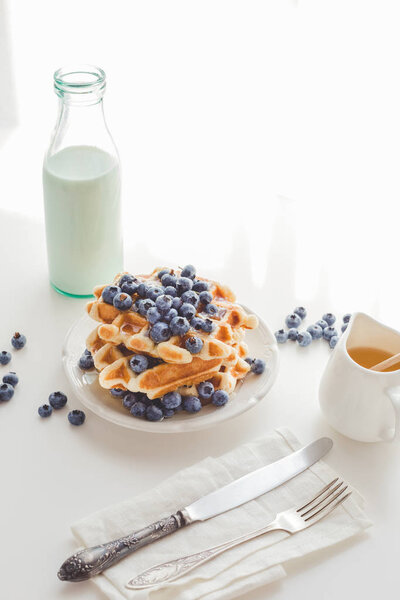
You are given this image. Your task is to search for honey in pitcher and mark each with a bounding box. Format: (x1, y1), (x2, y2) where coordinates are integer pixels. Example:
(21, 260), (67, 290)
(348, 346), (400, 372)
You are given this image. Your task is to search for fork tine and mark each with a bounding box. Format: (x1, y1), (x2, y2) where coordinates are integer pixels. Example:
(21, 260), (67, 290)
(304, 488), (351, 522)
(300, 481), (347, 517)
(296, 478), (339, 512)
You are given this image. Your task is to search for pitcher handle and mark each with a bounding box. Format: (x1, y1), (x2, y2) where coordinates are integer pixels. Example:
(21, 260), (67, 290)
(385, 386), (400, 441)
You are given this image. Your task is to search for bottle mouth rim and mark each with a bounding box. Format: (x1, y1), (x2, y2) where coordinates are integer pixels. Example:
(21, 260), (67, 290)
(54, 64), (106, 96)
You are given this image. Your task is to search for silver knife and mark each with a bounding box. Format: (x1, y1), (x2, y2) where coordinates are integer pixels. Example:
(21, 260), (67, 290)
(58, 437), (332, 582)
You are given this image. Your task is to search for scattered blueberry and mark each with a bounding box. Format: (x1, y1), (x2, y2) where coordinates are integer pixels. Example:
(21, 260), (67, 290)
(316, 319), (328, 330)
(293, 307), (307, 320)
(138, 298), (155, 316)
(110, 388), (126, 398)
(129, 354), (149, 373)
(156, 294), (173, 314)
(130, 401), (147, 417)
(146, 404), (164, 421)
(0, 383), (14, 401)
(199, 290), (213, 305)
(287, 328), (299, 341)
(297, 331), (312, 347)
(2, 372), (18, 386)
(157, 268), (171, 279)
(78, 352), (94, 370)
(193, 281), (209, 293)
(322, 313), (336, 326)
(201, 318), (215, 333)
(251, 359), (266, 374)
(176, 277), (193, 295)
(49, 391), (67, 409)
(122, 392), (138, 409)
(179, 303), (196, 320)
(68, 409), (86, 426)
(330, 335), (339, 349)
(275, 329), (288, 344)
(161, 273), (177, 288)
(38, 404), (52, 417)
(113, 292), (133, 311)
(323, 326), (338, 341)
(183, 396), (202, 413)
(146, 286), (165, 301)
(0, 351), (11, 365)
(163, 308), (178, 323)
(137, 283), (149, 298)
(307, 324), (323, 340)
(119, 274), (135, 287)
(341, 323), (348, 333)
(245, 357), (254, 366)
(190, 317), (204, 331)
(212, 390), (229, 407)
(181, 265), (196, 279)
(163, 286), (177, 297)
(197, 381), (214, 400)
(170, 316), (190, 336)
(150, 321), (172, 343)
(121, 280), (139, 295)
(11, 332), (26, 349)
(185, 336), (204, 354)
(181, 290), (199, 307)
(285, 313), (302, 329)
(162, 391), (182, 409)
(147, 306), (162, 324)
(102, 285), (121, 305)
(343, 313), (352, 324)
(172, 297), (183, 311)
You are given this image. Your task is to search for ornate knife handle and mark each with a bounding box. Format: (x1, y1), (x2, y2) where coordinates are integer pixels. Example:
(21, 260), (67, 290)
(58, 511), (187, 582)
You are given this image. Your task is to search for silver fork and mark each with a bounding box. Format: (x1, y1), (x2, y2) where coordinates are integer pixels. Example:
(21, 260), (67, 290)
(126, 478), (351, 589)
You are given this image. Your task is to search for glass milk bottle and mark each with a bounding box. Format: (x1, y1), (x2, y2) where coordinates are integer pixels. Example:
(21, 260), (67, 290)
(43, 65), (123, 297)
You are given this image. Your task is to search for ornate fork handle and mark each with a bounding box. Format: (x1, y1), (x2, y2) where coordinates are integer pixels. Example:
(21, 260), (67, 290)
(126, 520), (281, 589)
(58, 512), (186, 582)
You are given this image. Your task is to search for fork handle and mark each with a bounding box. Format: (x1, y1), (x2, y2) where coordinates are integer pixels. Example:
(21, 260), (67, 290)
(126, 520), (281, 589)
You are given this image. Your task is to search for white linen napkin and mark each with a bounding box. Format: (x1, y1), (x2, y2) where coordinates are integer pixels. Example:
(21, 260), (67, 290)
(71, 428), (372, 599)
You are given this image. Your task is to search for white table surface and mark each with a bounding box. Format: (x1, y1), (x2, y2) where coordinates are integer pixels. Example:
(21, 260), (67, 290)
(0, 209), (399, 600)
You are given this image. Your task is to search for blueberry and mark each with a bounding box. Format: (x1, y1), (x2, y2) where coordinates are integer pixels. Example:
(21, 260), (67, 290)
(150, 322), (172, 343)
(68, 409), (86, 426)
(275, 329), (288, 343)
(0, 351), (11, 365)
(287, 328), (299, 341)
(172, 297), (183, 311)
(181, 265), (196, 279)
(122, 392), (137, 409)
(197, 381), (214, 400)
(38, 404), (52, 417)
(102, 285), (121, 305)
(113, 292), (133, 311)
(199, 291), (213, 304)
(285, 313), (301, 329)
(316, 319), (328, 330)
(201, 318), (215, 333)
(212, 390), (229, 407)
(146, 286), (165, 301)
(161, 273), (177, 288)
(146, 404), (164, 421)
(156, 294), (173, 314)
(185, 336), (203, 354)
(343, 313), (352, 324)
(118, 274), (135, 287)
(163, 408), (175, 418)
(110, 388), (126, 398)
(193, 281), (209, 293)
(163, 286), (177, 297)
(163, 308), (178, 323)
(297, 331), (312, 347)
(205, 303), (219, 317)
(121, 281), (139, 296)
(78, 352), (94, 370)
(170, 316), (190, 336)
(330, 335), (339, 349)
(179, 303), (196, 320)
(183, 395), (202, 413)
(11, 332), (26, 349)
(341, 323), (348, 333)
(322, 313), (336, 326)
(147, 306), (162, 324)
(2, 372), (18, 386)
(251, 359), (266, 374)
(157, 268), (171, 279)
(0, 383), (14, 401)
(293, 306), (307, 320)
(130, 401), (147, 417)
(49, 391), (67, 409)
(307, 324), (323, 340)
(323, 326), (338, 341)
(176, 277), (193, 295)
(190, 317), (204, 331)
(129, 354), (149, 373)
(181, 290), (199, 307)
(162, 391), (182, 409)
(137, 283), (149, 298)
(245, 357), (254, 366)
(138, 298), (155, 316)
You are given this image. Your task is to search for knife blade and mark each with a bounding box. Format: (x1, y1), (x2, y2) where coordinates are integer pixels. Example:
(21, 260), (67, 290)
(58, 437), (332, 582)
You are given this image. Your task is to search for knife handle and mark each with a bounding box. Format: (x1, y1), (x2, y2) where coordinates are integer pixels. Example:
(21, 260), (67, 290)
(58, 511), (187, 582)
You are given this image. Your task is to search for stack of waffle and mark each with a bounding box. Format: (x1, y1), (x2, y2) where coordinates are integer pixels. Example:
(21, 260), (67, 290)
(84, 268), (259, 404)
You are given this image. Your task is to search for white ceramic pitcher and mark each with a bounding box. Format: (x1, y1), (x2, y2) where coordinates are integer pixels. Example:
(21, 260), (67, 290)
(319, 312), (400, 442)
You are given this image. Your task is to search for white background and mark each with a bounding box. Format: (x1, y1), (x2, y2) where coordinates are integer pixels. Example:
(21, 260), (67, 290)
(1, 1), (399, 599)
